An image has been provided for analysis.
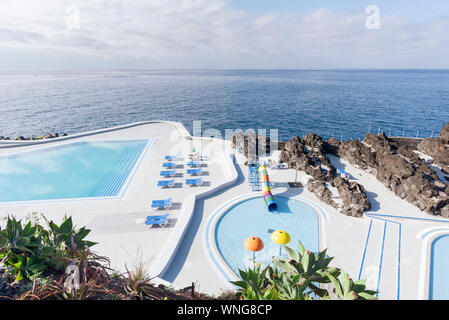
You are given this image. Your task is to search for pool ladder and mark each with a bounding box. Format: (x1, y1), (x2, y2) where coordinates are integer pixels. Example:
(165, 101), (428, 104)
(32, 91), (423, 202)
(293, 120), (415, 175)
(248, 162), (261, 192)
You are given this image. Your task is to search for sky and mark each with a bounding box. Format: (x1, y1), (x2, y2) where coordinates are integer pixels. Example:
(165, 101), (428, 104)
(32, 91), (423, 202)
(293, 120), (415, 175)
(0, 0), (448, 70)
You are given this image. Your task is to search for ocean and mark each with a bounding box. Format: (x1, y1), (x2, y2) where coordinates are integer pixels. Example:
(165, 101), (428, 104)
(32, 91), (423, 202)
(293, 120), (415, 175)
(0, 70), (448, 141)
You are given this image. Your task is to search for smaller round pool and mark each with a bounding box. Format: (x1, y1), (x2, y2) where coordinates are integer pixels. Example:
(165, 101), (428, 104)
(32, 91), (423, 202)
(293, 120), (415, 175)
(214, 195), (320, 276)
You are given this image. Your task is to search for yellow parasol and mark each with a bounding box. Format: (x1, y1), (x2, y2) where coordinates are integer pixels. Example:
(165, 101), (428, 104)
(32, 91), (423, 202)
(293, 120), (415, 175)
(271, 230), (291, 256)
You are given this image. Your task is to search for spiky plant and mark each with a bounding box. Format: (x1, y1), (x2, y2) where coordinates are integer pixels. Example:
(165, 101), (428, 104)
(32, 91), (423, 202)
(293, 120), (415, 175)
(232, 241), (377, 300)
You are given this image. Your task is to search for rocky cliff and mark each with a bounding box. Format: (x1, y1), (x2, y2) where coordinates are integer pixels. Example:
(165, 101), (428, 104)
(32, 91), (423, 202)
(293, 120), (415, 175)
(280, 134), (371, 217)
(417, 123), (449, 167)
(233, 121), (449, 219)
(327, 129), (449, 217)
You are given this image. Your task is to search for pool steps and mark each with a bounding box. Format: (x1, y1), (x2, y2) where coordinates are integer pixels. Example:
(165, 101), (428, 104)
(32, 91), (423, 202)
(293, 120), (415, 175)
(89, 142), (146, 197)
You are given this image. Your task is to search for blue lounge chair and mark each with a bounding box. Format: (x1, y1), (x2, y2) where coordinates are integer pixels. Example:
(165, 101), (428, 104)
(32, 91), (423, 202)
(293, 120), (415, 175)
(151, 198), (172, 210)
(147, 213), (169, 221)
(151, 197), (172, 204)
(163, 162), (177, 169)
(165, 155), (177, 161)
(157, 179), (175, 188)
(160, 170), (176, 178)
(145, 217), (168, 228)
(186, 161), (201, 167)
(186, 178), (203, 187)
(187, 168), (202, 176)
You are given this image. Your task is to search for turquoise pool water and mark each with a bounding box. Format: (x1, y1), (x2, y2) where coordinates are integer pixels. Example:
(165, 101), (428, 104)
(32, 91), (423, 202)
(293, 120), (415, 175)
(0, 139), (150, 202)
(429, 234), (449, 300)
(215, 196), (320, 276)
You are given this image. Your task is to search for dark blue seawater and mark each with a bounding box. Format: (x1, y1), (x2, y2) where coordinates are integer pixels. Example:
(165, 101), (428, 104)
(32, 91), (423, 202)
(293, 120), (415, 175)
(0, 70), (448, 141)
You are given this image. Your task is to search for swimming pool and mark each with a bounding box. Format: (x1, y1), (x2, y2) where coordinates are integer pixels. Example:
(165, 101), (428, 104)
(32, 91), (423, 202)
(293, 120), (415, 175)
(214, 195), (320, 276)
(0, 139), (151, 203)
(429, 234), (449, 300)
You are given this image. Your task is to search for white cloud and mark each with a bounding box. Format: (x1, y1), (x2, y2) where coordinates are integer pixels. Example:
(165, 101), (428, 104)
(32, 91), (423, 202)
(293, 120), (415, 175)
(0, 0), (448, 68)
(0, 158), (30, 174)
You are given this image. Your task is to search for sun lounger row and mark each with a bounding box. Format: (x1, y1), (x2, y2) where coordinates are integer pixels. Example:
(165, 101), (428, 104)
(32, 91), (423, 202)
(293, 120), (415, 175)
(160, 168), (202, 178)
(162, 161), (201, 168)
(149, 154), (206, 228)
(166, 155), (205, 162)
(186, 157), (203, 186)
(147, 156), (182, 228)
(158, 154), (205, 188)
(157, 177), (203, 188)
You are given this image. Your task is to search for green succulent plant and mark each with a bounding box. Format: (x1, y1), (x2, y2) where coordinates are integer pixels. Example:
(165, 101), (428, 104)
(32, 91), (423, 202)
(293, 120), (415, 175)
(0, 215), (97, 282)
(45, 216), (97, 250)
(327, 270), (377, 300)
(232, 241), (377, 300)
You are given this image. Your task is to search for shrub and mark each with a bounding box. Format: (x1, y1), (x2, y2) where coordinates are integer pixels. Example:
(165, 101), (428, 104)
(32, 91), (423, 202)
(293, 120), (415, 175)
(0, 215), (96, 281)
(232, 242), (377, 300)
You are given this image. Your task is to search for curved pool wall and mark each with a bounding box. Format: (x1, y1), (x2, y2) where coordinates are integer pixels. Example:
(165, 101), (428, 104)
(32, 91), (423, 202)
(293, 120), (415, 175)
(0, 138), (152, 203)
(429, 234), (449, 300)
(210, 194), (323, 278)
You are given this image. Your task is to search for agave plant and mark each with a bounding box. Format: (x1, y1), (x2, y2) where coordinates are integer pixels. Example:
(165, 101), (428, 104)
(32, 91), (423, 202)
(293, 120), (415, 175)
(4, 255), (46, 282)
(232, 265), (280, 300)
(232, 241), (378, 300)
(44, 216), (97, 250)
(0, 217), (50, 281)
(0, 215), (98, 282)
(0, 217), (43, 254)
(270, 242), (341, 299)
(327, 270), (377, 300)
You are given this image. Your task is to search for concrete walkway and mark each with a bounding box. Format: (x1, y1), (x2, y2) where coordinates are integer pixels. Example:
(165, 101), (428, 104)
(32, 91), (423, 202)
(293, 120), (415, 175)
(0, 121), (447, 300)
(159, 142), (448, 300)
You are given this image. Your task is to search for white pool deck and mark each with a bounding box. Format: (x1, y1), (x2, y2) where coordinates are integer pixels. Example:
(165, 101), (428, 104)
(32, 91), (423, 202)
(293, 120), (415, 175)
(0, 121), (448, 300)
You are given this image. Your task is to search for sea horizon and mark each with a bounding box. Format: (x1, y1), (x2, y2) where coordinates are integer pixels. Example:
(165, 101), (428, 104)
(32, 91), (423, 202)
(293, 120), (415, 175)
(2, 68), (449, 73)
(1, 69), (448, 141)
